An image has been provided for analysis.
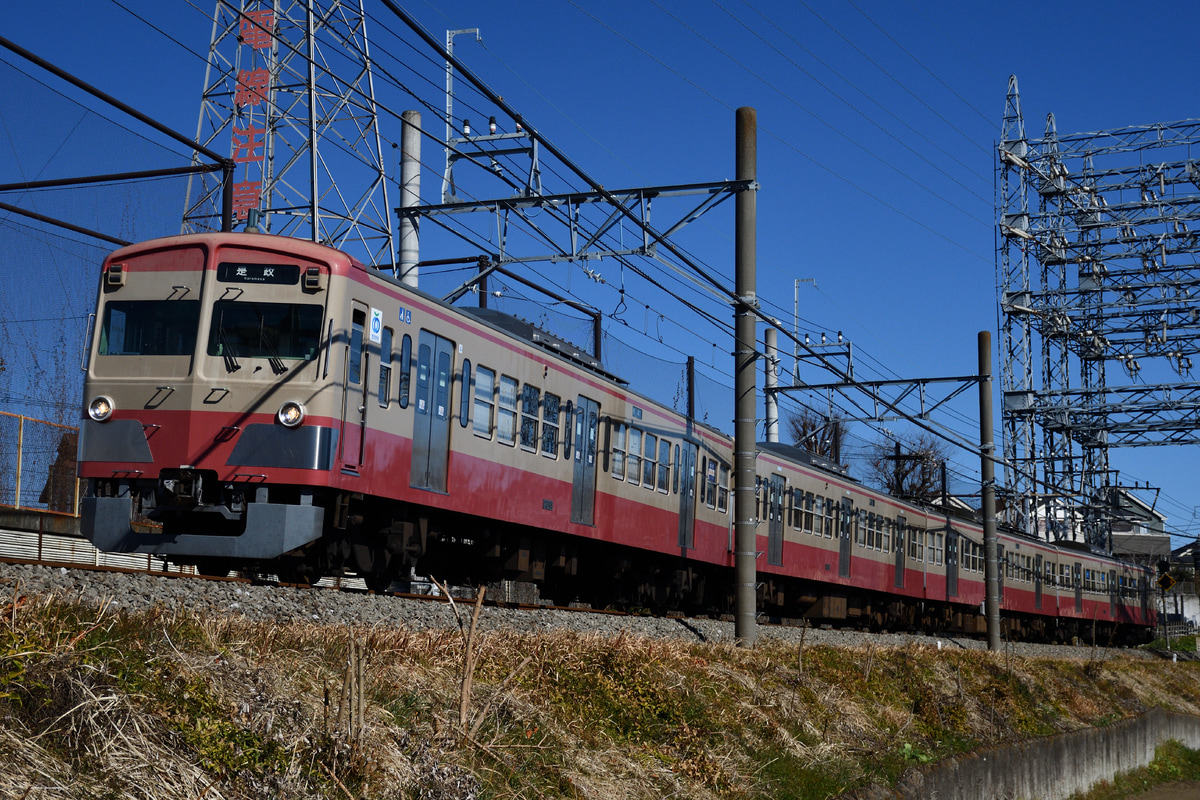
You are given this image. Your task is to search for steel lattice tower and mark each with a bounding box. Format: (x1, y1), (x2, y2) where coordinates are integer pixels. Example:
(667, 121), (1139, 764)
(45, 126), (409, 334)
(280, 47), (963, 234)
(997, 75), (1200, 548)
(183, 0), (394, 268)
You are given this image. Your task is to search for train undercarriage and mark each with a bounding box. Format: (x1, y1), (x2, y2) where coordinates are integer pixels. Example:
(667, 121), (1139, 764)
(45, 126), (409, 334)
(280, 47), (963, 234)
(83, 476), (1151, 646)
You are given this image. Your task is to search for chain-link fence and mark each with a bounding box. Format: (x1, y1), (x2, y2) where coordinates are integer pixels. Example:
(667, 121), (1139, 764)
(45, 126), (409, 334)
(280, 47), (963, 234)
(0, 411), (80, 515)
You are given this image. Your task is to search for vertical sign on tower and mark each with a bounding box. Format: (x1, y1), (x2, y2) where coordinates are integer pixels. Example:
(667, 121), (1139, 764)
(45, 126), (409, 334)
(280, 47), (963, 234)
(230, 5), (275, 222)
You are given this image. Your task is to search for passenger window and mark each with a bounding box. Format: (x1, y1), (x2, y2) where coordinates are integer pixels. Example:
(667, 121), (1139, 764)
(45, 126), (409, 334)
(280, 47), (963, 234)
(706, 459), (718, 509)
(520, 384), (540, 450)
(378, 327), (393, 407)
(398, 334), (412, 409)
(459, 359), (472, 428)
(717, 463), (729, 512)
(611, 422), (627, 479)
(542, 393), (560, 458)
(497, 375), (518, 445)
(473, 366), (494, 438)
(628, 428), (642, 485)
(643, 433), (657, 488)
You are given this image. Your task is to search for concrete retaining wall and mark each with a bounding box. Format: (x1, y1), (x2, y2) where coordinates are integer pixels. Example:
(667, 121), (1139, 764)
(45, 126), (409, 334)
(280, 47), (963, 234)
(891, 709), (1200, 799)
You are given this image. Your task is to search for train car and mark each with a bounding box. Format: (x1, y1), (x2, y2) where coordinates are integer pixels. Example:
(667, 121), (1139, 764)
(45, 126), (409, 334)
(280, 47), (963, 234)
(77, 232), (1156, 640)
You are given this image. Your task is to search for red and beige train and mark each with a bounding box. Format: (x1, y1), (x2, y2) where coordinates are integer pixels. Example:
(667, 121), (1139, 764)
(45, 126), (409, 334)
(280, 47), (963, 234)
(78, 232), (1156, 641)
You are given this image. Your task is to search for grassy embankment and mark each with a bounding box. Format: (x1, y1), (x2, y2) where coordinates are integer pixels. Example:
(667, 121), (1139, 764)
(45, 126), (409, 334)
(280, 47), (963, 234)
(2, 588), (1200, 799)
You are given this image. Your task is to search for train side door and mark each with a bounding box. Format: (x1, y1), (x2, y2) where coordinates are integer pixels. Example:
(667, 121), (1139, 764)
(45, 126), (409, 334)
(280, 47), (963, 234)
(340, 306), (368, 470)
(946, 529), (959, 598)
(894, 515), (906, 588)
(570, 395), (600, 525)
(838, 497), (853, 577)
(411, 330), (454, 493)
(1074, 562), (1083, 613)
(677, 441), (698, 550)
(1035, 554), (1044, 610)
(767, 475), (785, 566)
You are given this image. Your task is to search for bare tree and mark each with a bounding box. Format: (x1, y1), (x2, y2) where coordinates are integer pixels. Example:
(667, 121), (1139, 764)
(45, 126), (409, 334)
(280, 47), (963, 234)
(785, 409), (848, 465)
(866, 432), (949, 502)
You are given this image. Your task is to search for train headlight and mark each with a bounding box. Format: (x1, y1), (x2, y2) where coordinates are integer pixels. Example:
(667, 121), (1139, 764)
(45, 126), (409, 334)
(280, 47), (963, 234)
(277, 401), (306, 428)
(88, 396), (114, 422)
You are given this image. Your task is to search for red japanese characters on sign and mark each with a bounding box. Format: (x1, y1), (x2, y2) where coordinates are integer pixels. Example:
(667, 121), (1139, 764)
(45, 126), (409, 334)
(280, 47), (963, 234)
(229, 7), (276, 223)
(239, 10), (275, 51)
(232, 180), (263, 221)
(231, 125), (266, 164)
(235, 68), (270, 107)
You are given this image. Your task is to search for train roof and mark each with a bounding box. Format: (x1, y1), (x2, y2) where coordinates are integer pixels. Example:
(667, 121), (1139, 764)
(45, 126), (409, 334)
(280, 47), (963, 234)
(757, 440), (852, 479)
(462, 308), (627, 386)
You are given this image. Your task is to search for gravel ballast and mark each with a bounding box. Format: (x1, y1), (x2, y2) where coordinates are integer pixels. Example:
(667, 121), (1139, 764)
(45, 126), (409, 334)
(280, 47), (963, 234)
(0, 561), (1163, 661)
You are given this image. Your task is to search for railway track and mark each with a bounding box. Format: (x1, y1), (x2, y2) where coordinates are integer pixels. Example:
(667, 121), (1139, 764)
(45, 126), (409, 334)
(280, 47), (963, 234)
(0, 524), (1175, 659)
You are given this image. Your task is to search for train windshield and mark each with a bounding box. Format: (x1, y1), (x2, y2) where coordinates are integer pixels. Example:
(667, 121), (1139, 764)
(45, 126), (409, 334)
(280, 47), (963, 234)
(98, 300), (201, 356)
(207, 300), (323, 363)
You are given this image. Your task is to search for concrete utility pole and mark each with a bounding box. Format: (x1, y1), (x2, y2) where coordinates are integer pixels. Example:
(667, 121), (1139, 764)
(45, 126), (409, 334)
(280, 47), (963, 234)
(399, 110), (422, 287)
(734, 107), (758, 647)
(979, 331), (1002, 650)
(765, 327), (779, 444)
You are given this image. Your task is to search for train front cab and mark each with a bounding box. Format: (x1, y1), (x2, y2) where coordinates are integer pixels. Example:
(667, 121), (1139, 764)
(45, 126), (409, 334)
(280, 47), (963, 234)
(78, 234), (341, 566)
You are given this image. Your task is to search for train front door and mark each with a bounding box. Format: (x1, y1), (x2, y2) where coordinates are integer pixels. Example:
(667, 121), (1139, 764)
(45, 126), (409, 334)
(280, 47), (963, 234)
(570, 396), (600, 525)
(411, 330), (454, 493)
(340, 306), (368, 470)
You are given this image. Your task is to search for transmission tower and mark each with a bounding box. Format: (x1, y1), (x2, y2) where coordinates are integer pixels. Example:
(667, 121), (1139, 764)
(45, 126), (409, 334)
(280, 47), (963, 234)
(182, 0), (394, 268)
(997, 75), (1200, 548)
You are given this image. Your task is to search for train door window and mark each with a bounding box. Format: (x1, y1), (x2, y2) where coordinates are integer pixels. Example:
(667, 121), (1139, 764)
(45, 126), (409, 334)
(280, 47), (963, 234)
(459, 359), (472, 428)
(398, 334), (412, 408)
(628, 428), (643, 485)
(434, 349), (451, 420)
(378, 327), (393, 407)
(563, 400), (574, 459)
(657, 439), (670, 492)
(520, 385), (540, 451)
(473, 366), (495, 438)
(754, 476), (762, 519)
(541, 392), (560, 458)
(642, 433), (657, 487)
(813, 497), (825, 536)
(349, 310), (365, 385)
(717, 463), (729, 512)
(497, 375), (518, 445)
(611, 422), (627, 479)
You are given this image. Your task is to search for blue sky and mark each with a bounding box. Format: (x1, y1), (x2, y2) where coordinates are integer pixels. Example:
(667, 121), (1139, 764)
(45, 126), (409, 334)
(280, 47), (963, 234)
(4, 0), (1199, 543)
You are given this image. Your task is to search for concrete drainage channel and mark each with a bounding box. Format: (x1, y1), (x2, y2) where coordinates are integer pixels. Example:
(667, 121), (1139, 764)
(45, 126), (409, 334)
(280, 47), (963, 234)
(876, 708), (1200, 800)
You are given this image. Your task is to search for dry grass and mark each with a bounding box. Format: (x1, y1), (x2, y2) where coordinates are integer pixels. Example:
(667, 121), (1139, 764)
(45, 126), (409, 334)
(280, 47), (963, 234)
(2, 586), (1200, 799)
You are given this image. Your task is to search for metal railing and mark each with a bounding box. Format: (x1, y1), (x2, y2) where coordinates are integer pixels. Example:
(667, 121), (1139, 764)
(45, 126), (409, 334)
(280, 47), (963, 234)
(0, 411), (81, 516)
